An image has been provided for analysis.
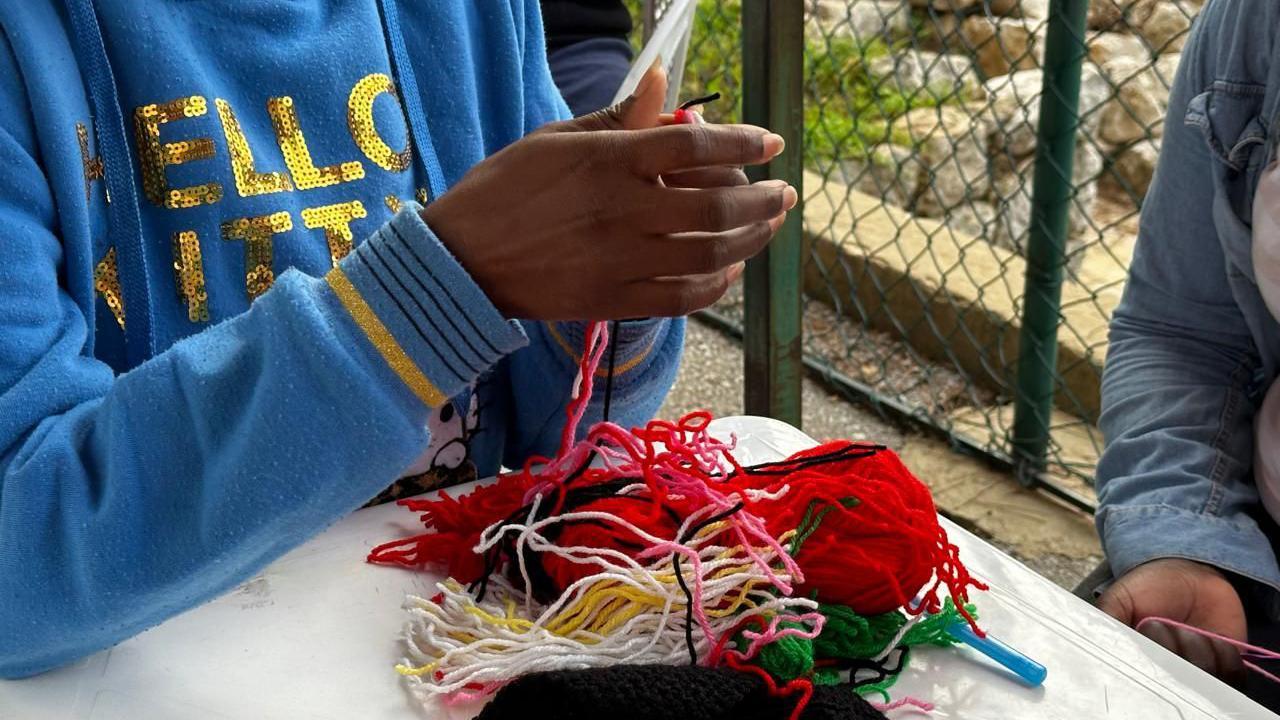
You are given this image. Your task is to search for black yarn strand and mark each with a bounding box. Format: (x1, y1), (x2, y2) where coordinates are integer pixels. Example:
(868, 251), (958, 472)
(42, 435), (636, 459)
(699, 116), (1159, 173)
(672, 501), (746, 665)
(680, 92), (722, 110)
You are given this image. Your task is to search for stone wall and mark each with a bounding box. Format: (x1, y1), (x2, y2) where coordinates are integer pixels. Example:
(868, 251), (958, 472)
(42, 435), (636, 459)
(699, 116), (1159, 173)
(806, 0), (1201, 269)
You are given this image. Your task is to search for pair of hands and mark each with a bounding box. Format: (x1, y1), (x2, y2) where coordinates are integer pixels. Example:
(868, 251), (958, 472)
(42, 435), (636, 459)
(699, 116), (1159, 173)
(422, 66), (796, 320)
(1099, 558), (1248, 685)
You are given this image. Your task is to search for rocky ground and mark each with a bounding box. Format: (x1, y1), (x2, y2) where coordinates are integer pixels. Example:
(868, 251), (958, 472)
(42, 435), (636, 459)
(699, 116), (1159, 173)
(809, 0), (1193, 267)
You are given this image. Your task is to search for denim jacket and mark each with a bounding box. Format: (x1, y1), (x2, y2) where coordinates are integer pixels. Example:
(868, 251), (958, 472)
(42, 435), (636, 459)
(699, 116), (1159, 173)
(1097, 0), (1280, 607)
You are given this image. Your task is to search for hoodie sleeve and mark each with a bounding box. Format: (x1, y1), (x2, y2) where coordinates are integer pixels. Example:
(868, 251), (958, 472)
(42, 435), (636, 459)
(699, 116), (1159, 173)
(498, 0), (685, 462)
(501, 319), (685, 464)
(1095, 0), (1280, 595)
(518, 0), (573, 128)
(0, 56), (527, 679)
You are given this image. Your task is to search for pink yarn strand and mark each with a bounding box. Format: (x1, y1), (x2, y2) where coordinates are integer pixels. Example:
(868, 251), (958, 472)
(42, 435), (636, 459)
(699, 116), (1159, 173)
(1135, 617), (1280, 660)
(1136, 617), (1280, 685)
(558, 320), (608, 456)
(873, 696), (935, 715)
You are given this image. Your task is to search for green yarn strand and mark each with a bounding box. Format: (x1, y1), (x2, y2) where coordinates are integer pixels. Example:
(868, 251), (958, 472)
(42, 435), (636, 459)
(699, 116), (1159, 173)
(755, 632), (815, 682)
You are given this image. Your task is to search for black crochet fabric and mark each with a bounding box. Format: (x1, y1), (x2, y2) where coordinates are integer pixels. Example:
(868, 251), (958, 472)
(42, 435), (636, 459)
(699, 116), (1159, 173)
(477, 664), (888, 720)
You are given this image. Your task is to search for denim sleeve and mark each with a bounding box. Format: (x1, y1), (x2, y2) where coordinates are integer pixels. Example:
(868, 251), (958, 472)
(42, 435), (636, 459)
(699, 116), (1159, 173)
(1096, 1), (1280, 593)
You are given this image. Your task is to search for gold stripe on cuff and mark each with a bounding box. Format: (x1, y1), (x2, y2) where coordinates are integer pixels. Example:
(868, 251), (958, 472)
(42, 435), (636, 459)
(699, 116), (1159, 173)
(327, 267), (446, 407)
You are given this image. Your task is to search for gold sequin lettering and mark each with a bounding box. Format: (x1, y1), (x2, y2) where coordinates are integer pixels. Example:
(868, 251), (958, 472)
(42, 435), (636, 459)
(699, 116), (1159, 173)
(384, 194), (403, 214)
(302, 200), (367, 267)
(347, 73), (412, 173)
(267, 96), (365, 190)
(215, 99), (293, 198)
(134, 96), (223, 209)
(172, 230), (210, 322)
(77, 122), (105, 202)
(94, 246), (125, 330)
(222, 211), (293, 300)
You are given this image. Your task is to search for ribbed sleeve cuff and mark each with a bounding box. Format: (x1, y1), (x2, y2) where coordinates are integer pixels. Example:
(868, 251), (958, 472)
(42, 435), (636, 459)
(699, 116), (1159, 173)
(325, 207), (527, 406)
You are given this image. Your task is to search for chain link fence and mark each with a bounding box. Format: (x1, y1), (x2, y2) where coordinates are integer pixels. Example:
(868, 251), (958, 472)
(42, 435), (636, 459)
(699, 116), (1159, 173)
(626, 0), (1201, 507)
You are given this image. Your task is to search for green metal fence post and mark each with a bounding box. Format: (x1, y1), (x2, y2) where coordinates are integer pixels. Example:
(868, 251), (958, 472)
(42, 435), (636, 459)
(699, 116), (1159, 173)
(742, 0), (804, 427)
(1010, 0), (1090, 483)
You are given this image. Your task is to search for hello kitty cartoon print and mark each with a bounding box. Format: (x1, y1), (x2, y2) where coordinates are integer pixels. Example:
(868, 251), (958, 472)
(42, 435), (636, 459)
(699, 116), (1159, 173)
(365, 395), (479, 506)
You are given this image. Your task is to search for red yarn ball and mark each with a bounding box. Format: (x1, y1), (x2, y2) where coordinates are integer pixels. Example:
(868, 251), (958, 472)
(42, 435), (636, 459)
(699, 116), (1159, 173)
(733, 442), (952, 616)
(542, 496), (682, 593)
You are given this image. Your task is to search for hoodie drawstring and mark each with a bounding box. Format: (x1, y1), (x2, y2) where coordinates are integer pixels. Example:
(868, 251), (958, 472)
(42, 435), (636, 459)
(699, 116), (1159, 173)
(63, 0), (156, 368)
(375, 0), (448, 202)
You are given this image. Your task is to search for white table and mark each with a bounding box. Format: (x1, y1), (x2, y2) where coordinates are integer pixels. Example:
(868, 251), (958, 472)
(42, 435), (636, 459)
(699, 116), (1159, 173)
(1, 416), (1273, 720)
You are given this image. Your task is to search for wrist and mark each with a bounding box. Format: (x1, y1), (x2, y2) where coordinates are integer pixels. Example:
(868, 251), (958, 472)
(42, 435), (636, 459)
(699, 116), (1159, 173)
(329, 209), (528, 405)
(418, 205), (517, 318)
(1136, 557), (1228, 580)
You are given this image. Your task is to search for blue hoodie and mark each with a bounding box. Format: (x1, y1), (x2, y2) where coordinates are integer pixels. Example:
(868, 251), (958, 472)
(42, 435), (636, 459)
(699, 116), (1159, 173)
(0, 0), (682, 677)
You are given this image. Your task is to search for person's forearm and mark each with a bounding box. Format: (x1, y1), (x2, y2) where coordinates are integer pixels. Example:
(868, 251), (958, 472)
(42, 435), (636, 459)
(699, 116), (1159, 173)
(0, 210), (526, 677)
(1094, 0), (1280, 593)
(1097, 312), (1280, 591)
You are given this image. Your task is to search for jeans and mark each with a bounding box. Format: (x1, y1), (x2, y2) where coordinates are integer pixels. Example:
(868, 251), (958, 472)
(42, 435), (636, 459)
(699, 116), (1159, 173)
(546, 37), (633, 117)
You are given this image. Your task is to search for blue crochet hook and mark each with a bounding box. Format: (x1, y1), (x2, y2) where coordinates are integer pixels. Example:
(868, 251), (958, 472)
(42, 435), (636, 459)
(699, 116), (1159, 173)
(947, 620), (1047, 687)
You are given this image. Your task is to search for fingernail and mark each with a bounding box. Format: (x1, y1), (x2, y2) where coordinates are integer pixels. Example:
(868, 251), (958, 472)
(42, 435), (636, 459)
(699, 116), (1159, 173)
(782, 185), (798, 210)
(727, 261), (747, 283)
(763, 133), (786, 157)
(635, 57), (664, 97)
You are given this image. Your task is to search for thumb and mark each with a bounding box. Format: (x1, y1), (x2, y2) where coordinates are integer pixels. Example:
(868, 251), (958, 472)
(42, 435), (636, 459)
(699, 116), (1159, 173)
(566, 61), (669, 132)
(1097, 582), (1136, 626)
(615, 61), (669, 129)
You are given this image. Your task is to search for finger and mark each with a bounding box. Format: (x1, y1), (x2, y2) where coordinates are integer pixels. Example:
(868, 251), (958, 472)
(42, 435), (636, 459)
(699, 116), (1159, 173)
(1097, 584), (1135, 626)
(617, 62), (668, 130)
(659, 106), (705, 126)
(631, 124), (785, 176)
(627, 214), (785, 280)
(663, 166), (749, 190)
(1172, 628), (1222, 676)
(1140, 621), (1228, 678)
(1210, 637), (1247, 687)
(568, 62), (668, 133)
(622, 265), (744, 318)
(1139, 620), (1181, 656)
(653, 180), (797, 234)
(727, 259), (746, 284)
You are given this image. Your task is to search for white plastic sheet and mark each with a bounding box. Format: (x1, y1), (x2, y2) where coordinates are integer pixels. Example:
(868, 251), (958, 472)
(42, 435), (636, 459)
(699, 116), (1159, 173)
(610, 0), (695, 111)
(0, 416), (1271, 719)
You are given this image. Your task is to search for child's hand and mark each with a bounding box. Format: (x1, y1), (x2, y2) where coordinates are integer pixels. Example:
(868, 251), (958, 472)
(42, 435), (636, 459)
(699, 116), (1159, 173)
(570, 65), (749, 192)
(1098, 558), (1247, 685)
(420, 66), (793, 321)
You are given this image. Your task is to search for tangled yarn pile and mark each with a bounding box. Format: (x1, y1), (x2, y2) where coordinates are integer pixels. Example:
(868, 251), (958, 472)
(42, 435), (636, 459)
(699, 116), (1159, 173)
(370, 321), (986, 717)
